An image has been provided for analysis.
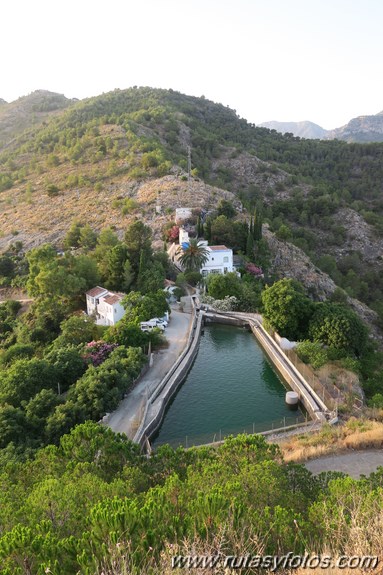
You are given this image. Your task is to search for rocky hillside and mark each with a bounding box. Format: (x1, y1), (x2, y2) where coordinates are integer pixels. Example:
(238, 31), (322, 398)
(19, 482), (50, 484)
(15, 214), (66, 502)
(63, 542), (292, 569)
(325, 111), (383, 142)
(0, 86), (382, 326)
(0, 174), (239, 251)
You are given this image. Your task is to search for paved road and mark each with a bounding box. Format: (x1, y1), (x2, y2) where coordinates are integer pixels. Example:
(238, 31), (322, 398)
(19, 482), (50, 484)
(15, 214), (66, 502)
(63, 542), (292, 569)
(305, 450), (383, 478)
(106, 304), (192, 439)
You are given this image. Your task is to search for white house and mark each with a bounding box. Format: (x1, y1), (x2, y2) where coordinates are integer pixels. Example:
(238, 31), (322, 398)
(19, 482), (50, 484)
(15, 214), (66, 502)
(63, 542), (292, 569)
(86, 286), (109, 316)
(86, 286), (126, 326)
(200, 245), (234, 276)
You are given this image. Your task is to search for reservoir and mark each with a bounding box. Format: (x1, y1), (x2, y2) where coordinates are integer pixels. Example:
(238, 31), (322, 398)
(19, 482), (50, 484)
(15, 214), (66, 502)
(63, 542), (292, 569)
(153, 323), (305, 448)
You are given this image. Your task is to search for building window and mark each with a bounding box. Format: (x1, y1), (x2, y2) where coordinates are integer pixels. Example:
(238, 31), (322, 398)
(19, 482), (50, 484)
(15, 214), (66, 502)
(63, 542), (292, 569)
(223, 256), (229, 263)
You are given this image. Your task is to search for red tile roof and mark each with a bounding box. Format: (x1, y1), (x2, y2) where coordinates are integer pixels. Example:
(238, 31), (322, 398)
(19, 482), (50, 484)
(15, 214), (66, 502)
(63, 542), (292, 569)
(102, 294), (123, 305)
(209, 245), (229, 251)
(86, 286), (108, 297)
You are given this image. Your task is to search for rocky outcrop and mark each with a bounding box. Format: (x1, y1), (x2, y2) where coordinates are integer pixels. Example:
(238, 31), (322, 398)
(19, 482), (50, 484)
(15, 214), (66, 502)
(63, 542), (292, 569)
(210, 148), (291, 198)
(329, 208), (383, 263)
(326, 111), (383, 143)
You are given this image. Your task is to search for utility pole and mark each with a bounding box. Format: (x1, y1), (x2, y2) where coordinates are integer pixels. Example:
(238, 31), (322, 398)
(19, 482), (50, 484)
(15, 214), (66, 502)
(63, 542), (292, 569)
(187, 145), (192, 180)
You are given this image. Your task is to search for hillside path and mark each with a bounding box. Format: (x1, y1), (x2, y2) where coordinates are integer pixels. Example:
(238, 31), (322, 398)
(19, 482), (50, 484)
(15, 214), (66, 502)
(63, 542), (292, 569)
(305, 449), (383, 478)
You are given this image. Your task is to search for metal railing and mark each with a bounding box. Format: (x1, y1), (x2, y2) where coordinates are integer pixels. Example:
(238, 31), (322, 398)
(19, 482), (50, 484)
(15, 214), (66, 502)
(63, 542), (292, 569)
(282, 347), (341, 412)
(153, 414), (309, 449)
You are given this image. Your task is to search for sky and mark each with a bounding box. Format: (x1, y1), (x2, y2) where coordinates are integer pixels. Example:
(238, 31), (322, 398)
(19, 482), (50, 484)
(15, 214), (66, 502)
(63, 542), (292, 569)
(1, 0), (382, 129)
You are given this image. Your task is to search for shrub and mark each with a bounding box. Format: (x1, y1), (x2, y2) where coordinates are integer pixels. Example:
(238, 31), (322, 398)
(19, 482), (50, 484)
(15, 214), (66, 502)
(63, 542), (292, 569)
(82, 340), (119, 366)
(46, 183), (59, 197)
(295, 340), (328, 369)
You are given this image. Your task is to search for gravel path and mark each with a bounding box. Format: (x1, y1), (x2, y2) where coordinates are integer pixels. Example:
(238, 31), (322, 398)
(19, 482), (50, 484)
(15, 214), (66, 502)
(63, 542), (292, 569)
(305, 449), (383, 478)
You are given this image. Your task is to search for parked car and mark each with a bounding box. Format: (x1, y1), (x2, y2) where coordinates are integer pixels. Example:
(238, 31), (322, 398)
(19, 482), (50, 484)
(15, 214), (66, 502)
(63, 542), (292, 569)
(140, 321), (165, 332)
(149, 317), (168, 328)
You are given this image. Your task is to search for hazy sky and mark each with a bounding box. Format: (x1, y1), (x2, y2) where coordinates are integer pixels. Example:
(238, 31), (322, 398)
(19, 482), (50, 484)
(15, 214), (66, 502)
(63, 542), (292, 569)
(1, 0), (382, 129)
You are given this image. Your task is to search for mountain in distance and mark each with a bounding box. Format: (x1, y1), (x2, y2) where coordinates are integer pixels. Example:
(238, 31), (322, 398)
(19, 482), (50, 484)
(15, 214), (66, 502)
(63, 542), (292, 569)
(260, 110), (383, 142)
(326, 110), (383, 142)
(259, 120), (327, 140)
(0, 98), (7, 106)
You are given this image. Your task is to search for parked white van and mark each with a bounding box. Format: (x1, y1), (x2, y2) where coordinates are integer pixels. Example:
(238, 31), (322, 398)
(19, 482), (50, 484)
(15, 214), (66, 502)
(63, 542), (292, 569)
(149, 317), (168, 328)
(140, 321), (165, 332)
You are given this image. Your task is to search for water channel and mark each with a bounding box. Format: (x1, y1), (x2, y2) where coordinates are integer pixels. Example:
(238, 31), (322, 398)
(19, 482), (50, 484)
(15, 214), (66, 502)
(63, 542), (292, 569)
(152, 323), (305, 448)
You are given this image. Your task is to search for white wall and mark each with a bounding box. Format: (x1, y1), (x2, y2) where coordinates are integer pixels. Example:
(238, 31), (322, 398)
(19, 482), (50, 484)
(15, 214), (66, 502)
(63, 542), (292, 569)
(200, 247), (234, 275)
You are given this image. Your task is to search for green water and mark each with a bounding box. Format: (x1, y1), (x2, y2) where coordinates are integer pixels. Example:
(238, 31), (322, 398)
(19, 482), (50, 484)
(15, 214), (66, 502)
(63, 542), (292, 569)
(153, 323), (305, 448)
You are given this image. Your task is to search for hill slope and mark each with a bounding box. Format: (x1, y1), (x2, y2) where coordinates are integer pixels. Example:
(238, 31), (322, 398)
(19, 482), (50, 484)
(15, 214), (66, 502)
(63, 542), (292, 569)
(0, 86), (382, 326)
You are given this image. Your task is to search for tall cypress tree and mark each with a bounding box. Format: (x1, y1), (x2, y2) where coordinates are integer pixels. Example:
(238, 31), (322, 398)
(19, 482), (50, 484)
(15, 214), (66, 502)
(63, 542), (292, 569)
(204, 218), (212, 242)
(246, 232), (254, 256)
(197, 216), (203, 238)
(253, 203), (263, 241)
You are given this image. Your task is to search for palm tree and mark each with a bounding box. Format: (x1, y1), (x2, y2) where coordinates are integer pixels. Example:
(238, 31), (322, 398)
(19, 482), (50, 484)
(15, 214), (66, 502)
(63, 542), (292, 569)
(177, 239), (210, 271)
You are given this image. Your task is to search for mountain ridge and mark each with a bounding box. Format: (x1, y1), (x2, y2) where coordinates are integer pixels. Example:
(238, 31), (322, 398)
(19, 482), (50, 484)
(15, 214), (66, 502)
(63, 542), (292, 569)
(258, 120), (327, 139)
(326, 111), (383, 142)
(259, 110), (383, 142)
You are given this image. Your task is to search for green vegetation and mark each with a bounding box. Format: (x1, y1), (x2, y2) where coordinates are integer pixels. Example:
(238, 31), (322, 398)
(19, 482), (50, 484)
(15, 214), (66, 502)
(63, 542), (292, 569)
(308, 302), (368, 357)
(0, 219), (176, 451)
(0, 426), (382, 574)
(1, 87), (383, 570)
(260, 279), (382, 400)
(261, 279), (314, 340)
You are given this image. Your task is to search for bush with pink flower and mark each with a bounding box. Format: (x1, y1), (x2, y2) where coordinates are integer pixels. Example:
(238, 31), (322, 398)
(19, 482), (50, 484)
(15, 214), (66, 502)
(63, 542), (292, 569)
(82, 340), (118, 366)
(245, 262), (263, 277)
